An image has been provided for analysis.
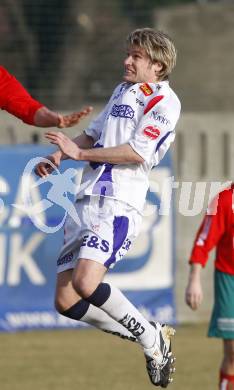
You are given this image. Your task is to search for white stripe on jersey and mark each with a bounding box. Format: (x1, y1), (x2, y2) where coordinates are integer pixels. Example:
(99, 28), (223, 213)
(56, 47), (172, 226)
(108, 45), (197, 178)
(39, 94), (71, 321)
(196, 216), (212, 246)
(220, 379), (228, 390)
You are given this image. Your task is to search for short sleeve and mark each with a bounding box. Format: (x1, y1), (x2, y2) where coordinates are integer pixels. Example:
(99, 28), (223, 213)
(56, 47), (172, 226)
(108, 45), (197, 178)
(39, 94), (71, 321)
(84, 108), (108, 142)
(129, 95), (179, 166)
(84, 83), (123, 142)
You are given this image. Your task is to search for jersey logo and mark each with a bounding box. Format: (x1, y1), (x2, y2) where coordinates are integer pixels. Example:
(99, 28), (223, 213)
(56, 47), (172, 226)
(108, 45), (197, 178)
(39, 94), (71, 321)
(81, 234), (110, 253)
(140, 83), (153, 96)
(110, 104), (134, 119)
(143, 126), (160, 140)
(151, 111), (170, 126)
(136, 98), (144, 107)
(57, 251), (74, 266)
(144, 95), (164, 114)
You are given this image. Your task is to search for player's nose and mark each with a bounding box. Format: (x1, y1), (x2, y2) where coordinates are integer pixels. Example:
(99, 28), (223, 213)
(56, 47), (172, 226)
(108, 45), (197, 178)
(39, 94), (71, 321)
(124, 55), (132, 67)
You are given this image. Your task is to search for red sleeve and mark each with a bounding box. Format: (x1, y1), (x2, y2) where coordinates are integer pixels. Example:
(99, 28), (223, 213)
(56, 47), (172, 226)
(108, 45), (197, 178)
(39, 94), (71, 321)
(0, 66), (44, 125)
(189, 190), (227, 267)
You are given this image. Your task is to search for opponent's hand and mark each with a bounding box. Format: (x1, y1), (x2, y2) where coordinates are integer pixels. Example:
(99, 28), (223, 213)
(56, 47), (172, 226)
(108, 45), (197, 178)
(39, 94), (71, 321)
(45, 131), (81, 160)
(34, 151), (63, 177)
(57, 106), (93, 128)
(185, 279), (203, 310)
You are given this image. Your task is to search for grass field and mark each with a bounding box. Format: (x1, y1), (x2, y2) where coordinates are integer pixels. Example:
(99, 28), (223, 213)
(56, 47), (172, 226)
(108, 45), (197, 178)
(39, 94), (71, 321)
(0, 323), (221, 390)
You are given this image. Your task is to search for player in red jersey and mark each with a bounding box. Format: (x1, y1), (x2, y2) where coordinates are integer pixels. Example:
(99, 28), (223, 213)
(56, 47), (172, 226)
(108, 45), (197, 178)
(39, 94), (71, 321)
(0, 66), (92, 128)
(185, 184), (234, 390)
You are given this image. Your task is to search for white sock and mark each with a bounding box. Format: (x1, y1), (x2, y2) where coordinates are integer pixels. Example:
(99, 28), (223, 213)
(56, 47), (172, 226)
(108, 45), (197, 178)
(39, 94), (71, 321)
(81, 304), (137, 341)
(99, 284), (155, 348)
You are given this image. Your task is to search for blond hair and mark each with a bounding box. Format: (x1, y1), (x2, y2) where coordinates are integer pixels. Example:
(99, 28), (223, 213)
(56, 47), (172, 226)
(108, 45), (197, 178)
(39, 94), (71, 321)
(126, 28), (177, 80)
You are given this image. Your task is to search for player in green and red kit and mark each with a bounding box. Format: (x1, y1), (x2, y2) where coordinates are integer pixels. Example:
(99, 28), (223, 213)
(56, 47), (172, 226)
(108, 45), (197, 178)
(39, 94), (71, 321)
(185, 184), (234, 390)
(0, 66), (92, 128)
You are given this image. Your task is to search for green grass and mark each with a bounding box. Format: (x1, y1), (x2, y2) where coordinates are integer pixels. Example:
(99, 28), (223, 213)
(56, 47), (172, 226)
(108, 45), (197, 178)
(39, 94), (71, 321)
(0, 323), (221, 390)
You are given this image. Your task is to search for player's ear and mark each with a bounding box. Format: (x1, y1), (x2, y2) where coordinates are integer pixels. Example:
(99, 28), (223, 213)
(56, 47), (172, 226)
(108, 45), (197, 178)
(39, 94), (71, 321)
(154, 61), (164, 81)
(154, 61), (163, 73)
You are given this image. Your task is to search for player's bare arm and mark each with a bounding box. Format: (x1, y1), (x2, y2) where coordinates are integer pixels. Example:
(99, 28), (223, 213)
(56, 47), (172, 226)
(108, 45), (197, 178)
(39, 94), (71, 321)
(35, 132), (95, 177)
(45, 131), (144, 164)
(34, 106), (93, 128)
(72, 131), (95, 149)
(0, 66), (93, 127)
(35, 150), (63, 177)
(185, 263), (203, 310)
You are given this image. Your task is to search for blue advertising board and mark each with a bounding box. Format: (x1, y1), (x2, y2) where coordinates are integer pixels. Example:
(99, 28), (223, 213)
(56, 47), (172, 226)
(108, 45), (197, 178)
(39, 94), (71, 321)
(0, 145), (175, 331)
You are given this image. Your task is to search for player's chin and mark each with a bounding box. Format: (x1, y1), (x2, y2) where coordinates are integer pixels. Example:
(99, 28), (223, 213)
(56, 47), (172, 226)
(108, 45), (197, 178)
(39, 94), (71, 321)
(123, 73), (136, 83)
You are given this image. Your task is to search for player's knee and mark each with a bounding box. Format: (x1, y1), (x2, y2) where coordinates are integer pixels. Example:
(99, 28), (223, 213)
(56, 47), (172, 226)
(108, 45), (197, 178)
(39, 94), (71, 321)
(54, 295), (70, 314)
(226, 347), (234, 366)
(72, 274), (97, 299)
(224, 341), (234, 367)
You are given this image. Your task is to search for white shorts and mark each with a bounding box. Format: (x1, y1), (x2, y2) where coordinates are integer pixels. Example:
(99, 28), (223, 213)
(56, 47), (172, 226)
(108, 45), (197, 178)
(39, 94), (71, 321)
(57, 196), (142, 273)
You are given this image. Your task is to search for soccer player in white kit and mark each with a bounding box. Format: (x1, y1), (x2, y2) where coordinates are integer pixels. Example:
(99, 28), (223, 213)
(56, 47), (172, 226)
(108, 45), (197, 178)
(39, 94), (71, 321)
(37, 28), (181, 387)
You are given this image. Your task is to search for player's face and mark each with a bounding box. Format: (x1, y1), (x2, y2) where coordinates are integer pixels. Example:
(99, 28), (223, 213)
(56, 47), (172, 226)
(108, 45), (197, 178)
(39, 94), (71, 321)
(123, 45), (163, 83)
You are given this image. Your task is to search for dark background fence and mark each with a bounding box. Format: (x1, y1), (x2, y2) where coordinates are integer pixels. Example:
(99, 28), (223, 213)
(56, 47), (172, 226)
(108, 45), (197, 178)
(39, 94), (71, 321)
(2, 0), (224, 109)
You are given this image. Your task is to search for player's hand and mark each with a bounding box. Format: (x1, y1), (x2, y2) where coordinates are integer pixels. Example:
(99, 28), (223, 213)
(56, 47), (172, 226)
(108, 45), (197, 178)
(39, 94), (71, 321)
(185, 279), (203, 310)
(57, 106), (93, 128)
(34, 151), (62, 177)
(45, 131), (82, 160)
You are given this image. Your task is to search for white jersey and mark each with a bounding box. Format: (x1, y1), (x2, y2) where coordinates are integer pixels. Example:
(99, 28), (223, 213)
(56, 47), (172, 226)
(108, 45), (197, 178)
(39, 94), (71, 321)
(77, 81), (181, 212)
